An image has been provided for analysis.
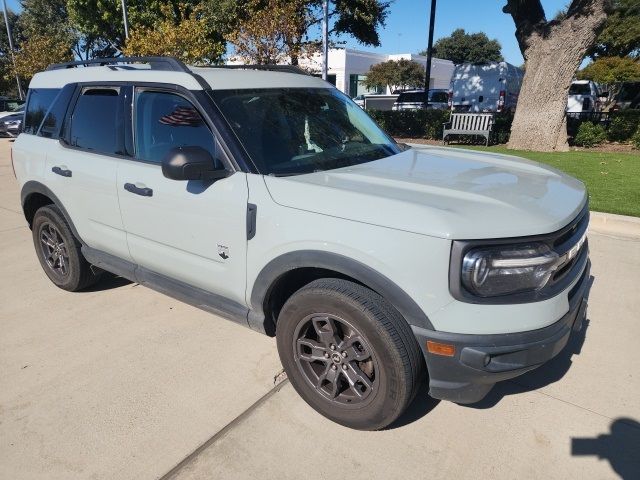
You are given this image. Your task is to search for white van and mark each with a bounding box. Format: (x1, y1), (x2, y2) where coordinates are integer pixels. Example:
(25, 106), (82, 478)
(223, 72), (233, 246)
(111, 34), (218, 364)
(448, 62), (523, 113)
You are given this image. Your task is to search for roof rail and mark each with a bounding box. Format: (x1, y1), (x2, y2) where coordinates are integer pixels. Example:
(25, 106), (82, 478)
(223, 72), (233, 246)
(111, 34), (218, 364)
(46, 56), (191, 73)
(202, 64), (310, 76)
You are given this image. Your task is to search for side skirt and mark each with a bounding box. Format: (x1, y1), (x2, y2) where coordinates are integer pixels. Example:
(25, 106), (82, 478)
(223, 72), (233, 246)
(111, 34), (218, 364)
(81, 246), (256, 329)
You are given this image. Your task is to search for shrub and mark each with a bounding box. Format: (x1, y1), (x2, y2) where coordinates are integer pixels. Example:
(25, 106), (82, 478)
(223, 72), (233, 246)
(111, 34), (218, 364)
(574, 121), (607, 147)
(632, 126), (640, 150)
(607, 110), (640, 142)
(367, 109), (450, 139)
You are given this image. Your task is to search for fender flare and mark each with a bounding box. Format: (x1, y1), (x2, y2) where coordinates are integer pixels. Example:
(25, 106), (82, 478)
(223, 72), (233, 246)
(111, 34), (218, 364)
(249, 250), (434, 331)
(20, 181), (84, 242)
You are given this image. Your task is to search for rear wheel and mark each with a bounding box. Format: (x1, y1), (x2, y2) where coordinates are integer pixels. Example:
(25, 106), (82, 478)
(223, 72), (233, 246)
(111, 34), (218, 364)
(32, 205), (101, 291)
(276, 278), (423, 430)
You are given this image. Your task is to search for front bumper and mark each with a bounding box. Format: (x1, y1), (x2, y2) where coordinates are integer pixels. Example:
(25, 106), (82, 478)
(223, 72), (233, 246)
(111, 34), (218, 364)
(412, 260), (592, 404)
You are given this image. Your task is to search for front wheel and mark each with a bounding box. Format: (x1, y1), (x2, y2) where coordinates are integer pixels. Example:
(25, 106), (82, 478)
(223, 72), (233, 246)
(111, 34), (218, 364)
(276, 278), (424, 430)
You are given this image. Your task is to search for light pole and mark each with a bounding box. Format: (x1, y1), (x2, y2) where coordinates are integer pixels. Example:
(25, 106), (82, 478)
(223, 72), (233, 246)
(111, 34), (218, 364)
(2, 0), (23, 100)
(121, 0), (130, 40)
(423, 0), (437, 108)
(321, 0), (329, 80)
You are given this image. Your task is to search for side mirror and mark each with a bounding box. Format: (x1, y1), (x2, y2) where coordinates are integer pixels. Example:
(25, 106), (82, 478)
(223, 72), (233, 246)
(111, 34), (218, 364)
(161, 146), (230, 181)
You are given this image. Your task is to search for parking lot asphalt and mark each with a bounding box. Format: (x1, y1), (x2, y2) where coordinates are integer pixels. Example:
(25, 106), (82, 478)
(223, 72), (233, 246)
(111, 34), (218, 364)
(1, 139), (639, 479)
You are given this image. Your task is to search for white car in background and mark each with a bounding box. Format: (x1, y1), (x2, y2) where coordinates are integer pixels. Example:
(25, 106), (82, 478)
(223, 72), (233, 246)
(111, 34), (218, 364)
(566, 80), (602, 114)
(392, 89), (449, 111)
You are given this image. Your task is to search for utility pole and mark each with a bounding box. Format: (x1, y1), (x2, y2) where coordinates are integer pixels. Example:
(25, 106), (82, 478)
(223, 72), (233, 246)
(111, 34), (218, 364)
(121, 0), (130, 39)
(423, 0), (437, 109)
(2, 0), (23, 100)
(321, 0), (329, 80)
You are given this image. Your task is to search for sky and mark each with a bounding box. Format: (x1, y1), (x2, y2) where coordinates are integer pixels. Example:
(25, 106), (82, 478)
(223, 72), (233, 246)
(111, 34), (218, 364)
(340, 0), (571, 64)
(3, 0), (571, 65)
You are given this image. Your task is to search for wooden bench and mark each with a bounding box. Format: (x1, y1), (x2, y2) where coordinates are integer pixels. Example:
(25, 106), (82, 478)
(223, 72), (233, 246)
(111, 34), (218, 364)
(443, 113), (495, 146)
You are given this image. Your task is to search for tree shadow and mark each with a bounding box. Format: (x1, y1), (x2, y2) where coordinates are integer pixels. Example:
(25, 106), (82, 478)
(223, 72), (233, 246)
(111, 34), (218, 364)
(386, 381), (441, 430)
(572, 418), (640, 479)
(79, 272), (133, 292)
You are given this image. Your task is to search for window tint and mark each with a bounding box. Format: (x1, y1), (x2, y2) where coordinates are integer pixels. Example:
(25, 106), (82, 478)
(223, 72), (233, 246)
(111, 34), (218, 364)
(24, 88), (60, 134)
(569, 83), (591, 95)
(134, 90), (216, 164)
(70, 88), (121, 154)
(430, 91), (448, 103)
(39, 84), (75, 139)
(397, 92), (425, 103)
(211, 88), (399, 175)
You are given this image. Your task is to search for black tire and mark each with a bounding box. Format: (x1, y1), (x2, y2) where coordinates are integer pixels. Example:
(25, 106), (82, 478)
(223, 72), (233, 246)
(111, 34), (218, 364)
(31, 205), (101, 291)
(276, 278), (424, 430)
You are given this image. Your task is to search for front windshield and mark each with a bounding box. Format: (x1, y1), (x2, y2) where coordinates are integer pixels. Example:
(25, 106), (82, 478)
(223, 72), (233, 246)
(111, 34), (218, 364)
(210, 87), (400, 175)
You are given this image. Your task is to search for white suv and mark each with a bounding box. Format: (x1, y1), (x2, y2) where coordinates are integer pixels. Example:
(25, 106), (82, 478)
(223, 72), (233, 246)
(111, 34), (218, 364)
(13, 57), (591, 430)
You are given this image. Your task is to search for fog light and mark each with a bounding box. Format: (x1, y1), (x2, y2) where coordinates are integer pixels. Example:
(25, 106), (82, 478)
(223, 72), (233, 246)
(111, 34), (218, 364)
(427, 341), (456, 357)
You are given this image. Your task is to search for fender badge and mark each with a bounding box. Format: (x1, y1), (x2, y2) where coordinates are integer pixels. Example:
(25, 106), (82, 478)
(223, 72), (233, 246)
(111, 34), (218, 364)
(218, 245), (229, 260)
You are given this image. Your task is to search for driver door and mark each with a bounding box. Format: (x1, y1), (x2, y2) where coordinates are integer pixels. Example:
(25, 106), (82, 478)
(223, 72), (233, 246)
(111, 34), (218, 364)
(116, 86), (248, 306)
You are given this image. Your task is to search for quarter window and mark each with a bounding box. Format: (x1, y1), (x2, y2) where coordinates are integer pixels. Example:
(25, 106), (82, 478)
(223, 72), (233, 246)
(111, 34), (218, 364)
(69, 87), (122, 155)
(134, 90), (216, 164)
(24, 88), (60, 134)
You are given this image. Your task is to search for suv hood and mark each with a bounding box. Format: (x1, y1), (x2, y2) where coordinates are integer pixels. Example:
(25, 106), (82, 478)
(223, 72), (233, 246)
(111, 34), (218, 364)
(263, 146), (587, 239)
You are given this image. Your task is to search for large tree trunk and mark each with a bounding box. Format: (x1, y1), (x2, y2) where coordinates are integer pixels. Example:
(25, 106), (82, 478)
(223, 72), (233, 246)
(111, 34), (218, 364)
(504, 0), (610, 151)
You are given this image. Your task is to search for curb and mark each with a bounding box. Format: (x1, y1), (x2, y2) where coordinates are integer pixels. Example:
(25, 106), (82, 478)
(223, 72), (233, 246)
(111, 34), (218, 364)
(589, 211), (640, 239)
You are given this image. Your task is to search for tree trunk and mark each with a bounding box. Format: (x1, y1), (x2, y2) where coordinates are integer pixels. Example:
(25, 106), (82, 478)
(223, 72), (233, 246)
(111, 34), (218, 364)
(505, 0), (610, 152)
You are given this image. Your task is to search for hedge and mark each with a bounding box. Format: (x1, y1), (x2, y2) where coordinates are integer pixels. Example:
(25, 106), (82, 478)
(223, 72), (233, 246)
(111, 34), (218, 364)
(367, 109), (514, 143)
(368, 109), (640, 145)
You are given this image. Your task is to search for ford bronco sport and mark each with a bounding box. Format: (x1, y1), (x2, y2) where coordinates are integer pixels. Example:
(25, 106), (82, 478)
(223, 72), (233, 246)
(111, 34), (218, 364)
(13, 57), (591, 430)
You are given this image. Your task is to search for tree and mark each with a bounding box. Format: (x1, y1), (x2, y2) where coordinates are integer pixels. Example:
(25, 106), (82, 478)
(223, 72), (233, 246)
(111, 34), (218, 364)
(13, 34), (73, 80)
(578, 56), (640, 84)
(503, 0), (611, 152)
(588, 0), (640, 59)
(421, 28), (503, 65)
(362, 59), (424, 92)
(228, 0), (390, 65)
(227, 0), (309, 64)
(123, 4), (224, 64)
(0, 8), (23, 96)
(67, 0), (209, 54)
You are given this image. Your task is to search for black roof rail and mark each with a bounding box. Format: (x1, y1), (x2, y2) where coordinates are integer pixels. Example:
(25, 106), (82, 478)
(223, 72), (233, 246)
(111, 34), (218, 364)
(46, 56), (191, 73)
(201, 64), (310, 76)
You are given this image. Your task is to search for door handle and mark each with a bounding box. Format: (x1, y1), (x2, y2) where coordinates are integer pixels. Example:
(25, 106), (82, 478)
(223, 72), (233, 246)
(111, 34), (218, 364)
(124, 182), (153, 197)
(52, 166), (72, 177)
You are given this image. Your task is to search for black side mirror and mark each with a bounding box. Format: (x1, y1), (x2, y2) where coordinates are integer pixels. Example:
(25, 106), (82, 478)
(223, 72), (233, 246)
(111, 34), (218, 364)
(161, 146), (230, 181)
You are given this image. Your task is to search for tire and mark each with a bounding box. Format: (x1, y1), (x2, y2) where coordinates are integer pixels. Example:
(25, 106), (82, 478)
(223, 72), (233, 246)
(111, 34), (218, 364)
(276, 278), (424, 430)
(31, 205), (101, 291)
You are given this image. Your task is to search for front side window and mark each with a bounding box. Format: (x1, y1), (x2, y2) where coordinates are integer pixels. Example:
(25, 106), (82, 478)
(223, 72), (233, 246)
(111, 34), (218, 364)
(70, 87), (121, 155)
(210, 88), (400, 175)
(24, 88), (60, 134)
(134, 90), (216, 164)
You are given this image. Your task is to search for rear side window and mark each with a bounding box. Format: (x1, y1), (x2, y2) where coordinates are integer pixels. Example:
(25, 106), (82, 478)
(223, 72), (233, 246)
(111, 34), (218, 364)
(430, 91), (448, 103)
(397, 92), (425, 103)
(24, 88), (60, 134)
(134, 90), (216, 164)
(69, 87), (122, 155)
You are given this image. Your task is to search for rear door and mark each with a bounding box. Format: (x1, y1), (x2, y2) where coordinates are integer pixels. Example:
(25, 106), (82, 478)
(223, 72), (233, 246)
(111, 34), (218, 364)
(116, 86), (248, 305)
(46, 85), (130, 260)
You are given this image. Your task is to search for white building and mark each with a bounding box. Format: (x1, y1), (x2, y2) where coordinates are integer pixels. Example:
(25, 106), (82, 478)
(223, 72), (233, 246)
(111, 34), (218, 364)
(228, 48), (455, 98)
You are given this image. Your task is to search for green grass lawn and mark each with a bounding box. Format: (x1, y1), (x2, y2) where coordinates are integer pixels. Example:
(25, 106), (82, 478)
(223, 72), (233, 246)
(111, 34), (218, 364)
(459, 146), (640, 218)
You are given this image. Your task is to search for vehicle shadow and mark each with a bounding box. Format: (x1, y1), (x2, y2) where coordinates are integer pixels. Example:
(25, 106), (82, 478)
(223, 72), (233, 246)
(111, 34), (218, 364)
(468, 275), (594, 409)
(386, 381), (440, 430)
(467, 317), (590, 409)
(572, 418), (640, 479)
(80, 272), (133, 292)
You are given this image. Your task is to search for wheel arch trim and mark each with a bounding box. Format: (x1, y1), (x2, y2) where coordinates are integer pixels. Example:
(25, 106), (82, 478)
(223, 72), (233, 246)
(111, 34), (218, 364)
(20, 181), (83, 242)
(249, 250), (434, 331)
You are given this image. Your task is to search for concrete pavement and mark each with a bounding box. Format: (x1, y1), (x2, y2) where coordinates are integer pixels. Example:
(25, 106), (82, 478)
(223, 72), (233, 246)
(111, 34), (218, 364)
(1, 139), (639, 479)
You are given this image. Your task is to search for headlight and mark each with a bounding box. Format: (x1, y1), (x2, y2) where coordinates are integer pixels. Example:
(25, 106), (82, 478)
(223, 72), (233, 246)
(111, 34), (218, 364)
(461, 243), (560, 297)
